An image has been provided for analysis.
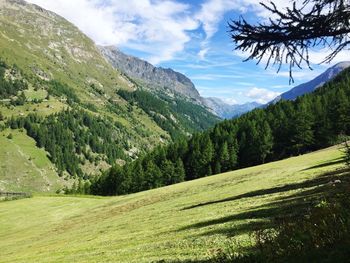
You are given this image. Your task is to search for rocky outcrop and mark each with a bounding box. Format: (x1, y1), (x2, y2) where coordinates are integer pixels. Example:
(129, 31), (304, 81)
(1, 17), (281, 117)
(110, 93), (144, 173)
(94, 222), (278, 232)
(99, 46), (204, 104)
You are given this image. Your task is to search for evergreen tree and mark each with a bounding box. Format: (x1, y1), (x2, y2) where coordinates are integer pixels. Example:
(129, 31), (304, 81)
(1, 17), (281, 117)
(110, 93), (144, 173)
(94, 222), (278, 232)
(161, 159), (175, 185)
(334, 89), (350, 134)
(258, 121), (273, 163)
(290, 102), (314, 154)
(143, 160), (162, 189)
(219, 142), (230, 172)
(173, 159), (185, 184)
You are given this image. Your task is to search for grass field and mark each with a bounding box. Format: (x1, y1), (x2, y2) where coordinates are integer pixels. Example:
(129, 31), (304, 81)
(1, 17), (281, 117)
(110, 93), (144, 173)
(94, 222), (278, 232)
(0, 146), (348, 263)
(0, 129), (67, 193)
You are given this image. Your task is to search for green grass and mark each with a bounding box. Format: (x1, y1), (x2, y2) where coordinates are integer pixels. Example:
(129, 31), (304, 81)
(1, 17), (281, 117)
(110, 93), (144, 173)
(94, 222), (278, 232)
(0, 129), (68, 193)
(0, 146), (347, 262)
(24, 87), (48, 101)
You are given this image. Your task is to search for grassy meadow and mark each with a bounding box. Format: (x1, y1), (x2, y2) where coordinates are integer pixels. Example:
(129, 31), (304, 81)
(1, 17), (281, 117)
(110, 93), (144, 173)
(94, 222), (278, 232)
(0, 145), (348, 262)
(0, 129), (67, 193)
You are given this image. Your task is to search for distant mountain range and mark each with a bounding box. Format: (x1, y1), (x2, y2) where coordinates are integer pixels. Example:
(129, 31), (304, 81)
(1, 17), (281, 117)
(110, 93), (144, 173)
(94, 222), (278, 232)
(204, 97), (261, 119)
(270, 61), (350, 104)
(204, 61), (350, 118)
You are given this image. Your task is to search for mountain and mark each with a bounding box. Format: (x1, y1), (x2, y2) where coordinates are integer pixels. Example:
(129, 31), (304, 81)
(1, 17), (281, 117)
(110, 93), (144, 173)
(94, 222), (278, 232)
(270, 61), (350, 103)
(99, 46), (205, 105)
(91, 62), (350, 196)
(0, 0), (219, 192)
(205, 97), (261, 119)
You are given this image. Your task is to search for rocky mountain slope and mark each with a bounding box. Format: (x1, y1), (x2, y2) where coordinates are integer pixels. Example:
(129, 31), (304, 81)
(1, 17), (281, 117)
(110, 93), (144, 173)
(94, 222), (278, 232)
(0, 0), (219, 192)
(270, 61), (350, 103)
(204, 97), (261, 119)
(99, 46), (205, 104)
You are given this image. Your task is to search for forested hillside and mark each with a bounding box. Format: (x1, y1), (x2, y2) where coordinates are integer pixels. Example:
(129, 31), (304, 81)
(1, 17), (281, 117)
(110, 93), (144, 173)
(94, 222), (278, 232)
(117, 89), (218, 140)
(91, 66), (350, 196)
(0, 0), (219, 192)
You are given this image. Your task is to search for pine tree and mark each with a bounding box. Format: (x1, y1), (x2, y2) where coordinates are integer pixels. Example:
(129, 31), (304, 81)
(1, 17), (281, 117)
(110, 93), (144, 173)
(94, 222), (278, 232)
(334, 89), (350, 134)
(200, 134), (214, 176)
(290, 102), (314, 154)
(173, 159), (185, 183)
(161, 159), (175, 185)
(228, 139), (238, 169)
(131, 161), (144, 192)
(144, 160), (162, 189)
(219, 142), (230, 172)
(214, 161), (221, 174)
(258, 121), (273, 163)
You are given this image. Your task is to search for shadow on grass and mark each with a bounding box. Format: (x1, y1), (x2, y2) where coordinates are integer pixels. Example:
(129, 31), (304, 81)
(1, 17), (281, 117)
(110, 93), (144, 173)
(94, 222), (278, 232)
(160, 167), (350, 263)
(301, 158), (344, 171)
(178, 167), (350, 234)
(182, 166), (349, 211)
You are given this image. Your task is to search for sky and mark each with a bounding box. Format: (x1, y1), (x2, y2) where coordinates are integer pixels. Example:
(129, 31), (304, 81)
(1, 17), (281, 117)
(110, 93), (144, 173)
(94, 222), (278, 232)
(26, 0), (350, 104)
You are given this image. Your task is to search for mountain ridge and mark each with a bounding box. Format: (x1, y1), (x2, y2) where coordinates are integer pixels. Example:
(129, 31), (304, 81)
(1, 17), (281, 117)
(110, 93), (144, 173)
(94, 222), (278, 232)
(270, 61), (350, 104)
(99, 46), (206, 105)
(204, 97), (261, 119)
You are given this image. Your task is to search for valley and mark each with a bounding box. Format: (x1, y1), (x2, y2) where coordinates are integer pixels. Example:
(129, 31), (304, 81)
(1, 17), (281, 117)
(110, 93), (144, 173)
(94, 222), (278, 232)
(0, 146), (346, 262)
(1, 0), (350, 262)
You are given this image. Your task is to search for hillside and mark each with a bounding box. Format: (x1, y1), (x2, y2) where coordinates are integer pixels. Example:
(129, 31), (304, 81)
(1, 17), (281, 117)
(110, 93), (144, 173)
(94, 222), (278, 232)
(0, 0), (219, 192)
(0, 146), (347, 262)
(90, 63), (350, 197)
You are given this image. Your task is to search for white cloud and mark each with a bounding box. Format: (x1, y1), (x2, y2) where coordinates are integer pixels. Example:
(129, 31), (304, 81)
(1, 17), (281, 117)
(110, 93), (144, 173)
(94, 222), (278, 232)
(246, 87), (281, 104)
(25, 0), (306, 63)
(26, 0), (199, 64)
(198, 47), (209, 60)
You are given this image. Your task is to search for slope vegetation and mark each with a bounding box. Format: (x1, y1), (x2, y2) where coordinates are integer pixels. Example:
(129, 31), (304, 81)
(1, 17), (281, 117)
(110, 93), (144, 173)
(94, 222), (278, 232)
(0, 146), (347, 262)
(0, 129), (67, 192)
(0, 0), (219, 191)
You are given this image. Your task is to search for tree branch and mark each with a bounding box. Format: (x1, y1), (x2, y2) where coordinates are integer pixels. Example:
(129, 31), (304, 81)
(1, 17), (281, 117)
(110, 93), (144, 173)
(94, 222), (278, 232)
(229, 0), (350, 82)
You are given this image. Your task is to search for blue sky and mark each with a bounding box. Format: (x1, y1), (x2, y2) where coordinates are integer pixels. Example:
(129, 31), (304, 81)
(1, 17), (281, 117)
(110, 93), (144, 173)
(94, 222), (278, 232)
(27, 0), (350, 104)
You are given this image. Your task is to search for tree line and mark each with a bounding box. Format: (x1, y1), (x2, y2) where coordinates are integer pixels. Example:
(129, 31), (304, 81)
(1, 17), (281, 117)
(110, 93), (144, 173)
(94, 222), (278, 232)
(7, 108), (128, 178)
(90, 66), (350, 195)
